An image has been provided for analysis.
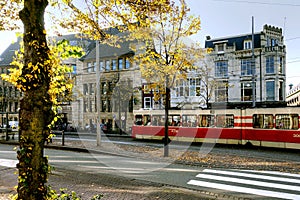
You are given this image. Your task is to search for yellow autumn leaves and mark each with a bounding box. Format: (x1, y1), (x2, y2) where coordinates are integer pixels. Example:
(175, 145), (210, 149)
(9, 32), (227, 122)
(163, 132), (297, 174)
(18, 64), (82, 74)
(1, 38), (84, 107)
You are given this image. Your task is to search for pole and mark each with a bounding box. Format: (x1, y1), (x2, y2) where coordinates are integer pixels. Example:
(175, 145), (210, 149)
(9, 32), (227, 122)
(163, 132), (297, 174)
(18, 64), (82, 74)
(252, 16), (256, 107)
(96, 39), (101, 146)
(164, 76), (170, 157)
(5, 112), (8, 141)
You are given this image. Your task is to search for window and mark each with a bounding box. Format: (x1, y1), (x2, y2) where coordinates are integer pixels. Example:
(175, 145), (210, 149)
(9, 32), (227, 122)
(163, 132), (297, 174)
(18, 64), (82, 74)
(216, 114), (234, 128)
(176, 79), (188, 97)
(253, 114), (273, 129)
(215, 81), (228, 102)
(182, 115), (197, 127)
(118, 58), (123, 70)
(168, 115), (181, 126)
(152, 115), (164, 126)
(101, 82), (107, 95)
(83, 84), (88, 95)
(279, 81), (284, 101)
(271, 38), (277, 47)
(105, 60), (110, 71)
(266, 56), (274, 74)
(112, 59), (117, 70)
(143, 115), (151, 126)
(189, 78), (201, 96)
(135, 115), (143, 125)
(89, 83), (94, 95)
(83, 100), (88, 112)
(266, 37), (278, 47)
(241, 82), (253, 101)
(217, 44), (224, 52)
(125, 58), (130, 69)
(72, 65), (77, 74)
(275, 114), (299, 130)
(215, 61), (228, 77)
(93, 62), (96, 72)
(144, 97), (152, 109)
(101, 100), (106, 112)
(266, 81), (275, 101)
(100, 61), (104, 71)
(108, 82), (113, 93)
(198, 115), (214, 127)
(241, 59), (253, 76)
(107, 100), (111, 112)
(87, 62), (92, 73)
(89, 100), (93, 112)
(279, 57), (284, 74)
(14, 102), (18, 112)
(244, 40), (252, 50)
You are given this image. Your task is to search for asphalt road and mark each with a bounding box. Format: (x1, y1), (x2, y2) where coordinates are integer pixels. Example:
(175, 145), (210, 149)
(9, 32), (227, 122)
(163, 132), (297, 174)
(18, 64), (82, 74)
(1, 143), (300, 199)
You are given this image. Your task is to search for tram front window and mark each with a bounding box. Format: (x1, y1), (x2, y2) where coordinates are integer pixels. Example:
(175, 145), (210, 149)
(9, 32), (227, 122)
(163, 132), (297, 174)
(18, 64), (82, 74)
(135, 115), (143, 125)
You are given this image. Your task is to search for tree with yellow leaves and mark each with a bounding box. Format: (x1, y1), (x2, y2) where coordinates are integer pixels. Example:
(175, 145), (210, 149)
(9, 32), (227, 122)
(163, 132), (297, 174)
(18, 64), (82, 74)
(1, 1), (85, 199)
(61, 0), (202, 157)
(129, 0), (202, 156)
(0, 0), (174, 199)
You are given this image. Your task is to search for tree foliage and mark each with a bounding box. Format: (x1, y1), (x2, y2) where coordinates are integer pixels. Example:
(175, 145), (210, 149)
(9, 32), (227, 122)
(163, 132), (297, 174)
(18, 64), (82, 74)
(0, 0), (22, 31)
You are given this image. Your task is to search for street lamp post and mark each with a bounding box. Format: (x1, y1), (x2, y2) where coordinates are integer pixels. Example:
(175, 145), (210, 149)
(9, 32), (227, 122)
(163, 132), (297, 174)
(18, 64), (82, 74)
(251, 16), (256, 108)
(96, 39), (101, 146)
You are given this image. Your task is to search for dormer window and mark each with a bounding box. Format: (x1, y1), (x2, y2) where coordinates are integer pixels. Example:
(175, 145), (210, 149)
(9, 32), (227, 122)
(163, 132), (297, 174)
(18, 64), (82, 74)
(217, 44), (224, 52)
(244, 40), (252, 50)
(213, 40), (227, 54)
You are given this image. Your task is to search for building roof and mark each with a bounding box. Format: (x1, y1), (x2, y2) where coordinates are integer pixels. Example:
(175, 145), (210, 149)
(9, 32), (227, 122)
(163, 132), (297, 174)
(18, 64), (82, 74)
(0, 37), (22, 66)
(80, 32), (135, 61)
(205, 33), (261, 50)
(0, 34), (93, 67)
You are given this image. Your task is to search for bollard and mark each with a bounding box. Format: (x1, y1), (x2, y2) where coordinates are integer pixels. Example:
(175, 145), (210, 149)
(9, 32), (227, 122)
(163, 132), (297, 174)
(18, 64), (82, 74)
(62, 130), (65, 146)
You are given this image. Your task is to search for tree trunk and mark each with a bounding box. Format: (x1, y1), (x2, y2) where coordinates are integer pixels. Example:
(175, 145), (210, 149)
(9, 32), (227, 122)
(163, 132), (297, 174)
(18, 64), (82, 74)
(17, 0), (52, 199)
(164, 77), (170, 157)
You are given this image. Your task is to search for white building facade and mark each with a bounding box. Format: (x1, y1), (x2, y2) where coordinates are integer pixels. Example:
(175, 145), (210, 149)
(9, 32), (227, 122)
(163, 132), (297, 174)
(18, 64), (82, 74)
(204, 24), (286, 107)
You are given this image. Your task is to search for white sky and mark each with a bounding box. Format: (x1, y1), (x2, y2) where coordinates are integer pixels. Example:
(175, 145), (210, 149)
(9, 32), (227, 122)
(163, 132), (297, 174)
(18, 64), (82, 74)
(1, 0), (300, 89)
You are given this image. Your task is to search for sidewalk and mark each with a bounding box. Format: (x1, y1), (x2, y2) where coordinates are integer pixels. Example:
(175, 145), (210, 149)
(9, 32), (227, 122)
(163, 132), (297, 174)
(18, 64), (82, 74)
(0, 166), (217, 200)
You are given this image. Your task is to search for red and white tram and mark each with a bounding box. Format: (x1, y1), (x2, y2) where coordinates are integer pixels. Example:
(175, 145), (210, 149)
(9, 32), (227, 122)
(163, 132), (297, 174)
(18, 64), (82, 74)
(132, 107), (300, 149)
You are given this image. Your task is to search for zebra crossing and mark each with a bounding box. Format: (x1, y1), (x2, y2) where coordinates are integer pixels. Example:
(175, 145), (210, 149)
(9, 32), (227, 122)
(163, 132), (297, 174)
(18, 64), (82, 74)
(187, 169), (300, 199)
(0, 158), (18, 168)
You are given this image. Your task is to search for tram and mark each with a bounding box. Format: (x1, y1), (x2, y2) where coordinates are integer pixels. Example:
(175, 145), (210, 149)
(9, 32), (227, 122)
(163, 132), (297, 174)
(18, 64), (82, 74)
(132, 107), (300, 149)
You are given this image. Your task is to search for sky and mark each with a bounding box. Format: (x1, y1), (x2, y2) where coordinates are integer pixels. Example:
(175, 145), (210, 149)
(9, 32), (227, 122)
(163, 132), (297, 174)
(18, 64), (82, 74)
(0, 0), (300, 90)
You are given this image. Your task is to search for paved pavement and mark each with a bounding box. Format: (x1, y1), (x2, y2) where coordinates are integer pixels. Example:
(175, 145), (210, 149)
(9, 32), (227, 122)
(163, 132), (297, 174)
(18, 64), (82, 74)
(0, 136), (222, 200)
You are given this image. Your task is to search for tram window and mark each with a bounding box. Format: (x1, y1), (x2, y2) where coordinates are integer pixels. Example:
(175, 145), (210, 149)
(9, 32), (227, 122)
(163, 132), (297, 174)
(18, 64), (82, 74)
(143, 115), (151, 126)
(198, 115), (214, 127)
(216, 114), (234, 128)
(252, 114), (274, 129)
(168, 115), (181, 126)
(135, 115), (143, 125)
(275, 114), (299, 130)
(252, 114), (273, 129)
(182, 115), (197, 127)
(152, 115), (164, 126)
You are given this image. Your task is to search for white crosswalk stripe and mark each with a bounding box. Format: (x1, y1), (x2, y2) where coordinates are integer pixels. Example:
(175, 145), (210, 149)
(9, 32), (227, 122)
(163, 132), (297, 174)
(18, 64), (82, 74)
(0, 158), (18, 168)
(187, 169), (300, 200)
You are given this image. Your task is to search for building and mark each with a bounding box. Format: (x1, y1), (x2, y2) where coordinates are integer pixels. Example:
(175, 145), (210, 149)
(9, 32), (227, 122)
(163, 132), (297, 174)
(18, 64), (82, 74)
(0, 24), (289, 133)
(0, 38), (23, 125)
(0, 34), (93, 128)
(71, 30), (142, 133)
(286, 84), (300, 106)
(204, 24), (286, 108)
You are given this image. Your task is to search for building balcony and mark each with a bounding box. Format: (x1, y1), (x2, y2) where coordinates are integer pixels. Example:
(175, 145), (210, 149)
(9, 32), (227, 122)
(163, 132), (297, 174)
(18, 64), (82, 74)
(264, 45), (285, 53)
